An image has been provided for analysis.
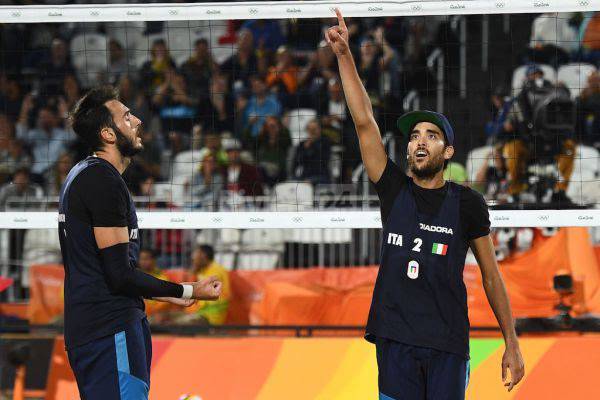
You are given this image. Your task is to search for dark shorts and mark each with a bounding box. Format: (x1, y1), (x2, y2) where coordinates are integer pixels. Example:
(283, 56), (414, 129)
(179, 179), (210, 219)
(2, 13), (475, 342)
(376, 337), (469, 400)
(67, 317), (152, 400)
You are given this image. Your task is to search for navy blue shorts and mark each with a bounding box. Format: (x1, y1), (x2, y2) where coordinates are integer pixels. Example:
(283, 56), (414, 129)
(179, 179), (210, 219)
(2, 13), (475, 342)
(376, 338), (469, 400)
(67, 317), (152, 400)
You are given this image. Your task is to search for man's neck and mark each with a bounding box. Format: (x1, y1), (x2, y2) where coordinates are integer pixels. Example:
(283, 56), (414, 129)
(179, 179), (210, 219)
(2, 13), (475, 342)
(94, 149), (130, 175)
(193, 263), (209, 274)
(412, 172), (446, 189)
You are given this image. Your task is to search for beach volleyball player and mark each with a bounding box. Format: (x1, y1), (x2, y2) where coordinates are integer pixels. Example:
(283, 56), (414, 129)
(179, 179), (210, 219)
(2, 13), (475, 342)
(326, 9), (525, 399)
(58, 86), (222, 400)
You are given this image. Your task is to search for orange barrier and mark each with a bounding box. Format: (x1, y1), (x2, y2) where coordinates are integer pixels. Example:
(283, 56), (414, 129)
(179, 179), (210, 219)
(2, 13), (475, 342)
(0, 302), (28, 320)
(28, 264), (64, 324)
(466, 227), (600, 326)
(44, 335), (600, 400)
(229, 267), (377, 324)
(26, 228), (600, 327)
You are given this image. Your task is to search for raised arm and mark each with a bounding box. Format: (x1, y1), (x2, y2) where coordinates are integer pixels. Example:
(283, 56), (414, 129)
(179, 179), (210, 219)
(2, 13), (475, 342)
(326, 9), (387, 183)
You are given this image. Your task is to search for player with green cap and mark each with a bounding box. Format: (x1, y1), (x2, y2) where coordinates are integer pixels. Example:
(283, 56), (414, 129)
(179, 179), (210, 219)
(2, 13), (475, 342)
(326, 8), (524, 400)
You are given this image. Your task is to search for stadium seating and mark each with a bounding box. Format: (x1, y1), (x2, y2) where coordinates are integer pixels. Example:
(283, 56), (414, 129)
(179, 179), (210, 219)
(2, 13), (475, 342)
(557, 63), (597, 99)
(285, 108), (318, 146)
(70, 33), (109, 88)
(567, 145), (600, 205)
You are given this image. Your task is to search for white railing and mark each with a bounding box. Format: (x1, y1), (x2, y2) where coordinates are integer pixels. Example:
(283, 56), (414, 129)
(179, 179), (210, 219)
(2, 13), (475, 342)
(427, 48), (445, 113)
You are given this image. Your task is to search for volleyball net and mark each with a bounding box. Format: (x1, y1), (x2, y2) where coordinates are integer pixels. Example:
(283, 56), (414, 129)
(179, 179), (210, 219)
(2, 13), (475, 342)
(1, 1), (600, 302)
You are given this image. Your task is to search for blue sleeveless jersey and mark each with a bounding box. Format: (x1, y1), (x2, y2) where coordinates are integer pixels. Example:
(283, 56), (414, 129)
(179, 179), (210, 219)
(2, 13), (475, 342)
(58, 156), (144, 349)
(366, 179), (471, 358)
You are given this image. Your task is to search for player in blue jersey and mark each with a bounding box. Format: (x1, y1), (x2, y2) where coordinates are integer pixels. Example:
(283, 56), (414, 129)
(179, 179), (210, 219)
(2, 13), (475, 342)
(326, 9), (524, 399)
(58, 86), (222, 400)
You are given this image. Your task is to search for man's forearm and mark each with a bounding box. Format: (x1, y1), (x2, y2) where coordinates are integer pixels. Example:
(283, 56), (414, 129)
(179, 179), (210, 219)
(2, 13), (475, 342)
(336, 53), (375, 128)
(483, 273), (519, 345)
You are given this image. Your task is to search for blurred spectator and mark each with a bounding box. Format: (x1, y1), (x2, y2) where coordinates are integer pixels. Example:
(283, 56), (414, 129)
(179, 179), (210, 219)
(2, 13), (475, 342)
(377, 17), (407, 50)
(139, 247), (168, 280)
(200, 131), (228, 167)
(0, 114), (32, 184)
(403, 16), (445, 67)
(576, 71), (600, 146)
(318, 77), (348, 144)
(241, 20), (284, 53)
(38, 38), (75, 97)
(152, 69), (198, 133)
(374, 26), (402, 105)
(505, 65), (553, 137)
(358, 27), (401, 109)
(138, 248), (172, 322)
(475, 145), (510, 202)
(201, 72), (234, 134)
(292, 119), (331, 185)
(221, 29), (258, 96)
(0, 167), (43, 210)
(224, 139), (263, 197)
(242, 75), (282, 137)
(183, 245), (230, 325)
(16, 95), (72, 178)
(0, 139), (32, 185)
(61, 74), (81, 112)
(528, 13), (578, 66)
(45, 151), (73, 197)
(180, 38), (218, 105)
(484, 85), (514, 143)
(357, 35), (381, 98)
(266, 46), (299, 104)
(579, 12), (600, 63)
(0, 74), (23, 120)
(297, 41), (337, 109)
(0, 167), (43, 271)
(191, 152), (225, 210)
(106, 39), (130, 85)
(251, 116), (291, 186)
(137, 129), (163, 178)
(139, 39), (177, 99)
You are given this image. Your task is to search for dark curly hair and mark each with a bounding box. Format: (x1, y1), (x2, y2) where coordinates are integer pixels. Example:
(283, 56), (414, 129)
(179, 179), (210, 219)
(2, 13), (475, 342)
(70, 86), (119, 152)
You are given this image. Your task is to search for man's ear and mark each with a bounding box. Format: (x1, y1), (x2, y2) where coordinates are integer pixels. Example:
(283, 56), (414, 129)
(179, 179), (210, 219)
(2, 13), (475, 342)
(444, 145), (455, 160)
(99, 127), (115, 144)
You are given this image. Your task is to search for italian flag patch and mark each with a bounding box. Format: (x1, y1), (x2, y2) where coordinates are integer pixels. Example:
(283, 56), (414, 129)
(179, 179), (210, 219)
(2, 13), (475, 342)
(432, 242), (448, 255)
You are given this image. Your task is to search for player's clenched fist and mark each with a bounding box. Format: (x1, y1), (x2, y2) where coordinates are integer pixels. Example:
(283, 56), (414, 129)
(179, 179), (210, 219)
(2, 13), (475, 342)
(326, 8), (350, 56)
(188, 276), (222, 300)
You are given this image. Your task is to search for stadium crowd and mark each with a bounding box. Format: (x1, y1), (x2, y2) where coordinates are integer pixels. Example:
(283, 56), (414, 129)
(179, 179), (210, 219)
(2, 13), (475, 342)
(2, 13), (600, 210)
(0, 16), (427, 210)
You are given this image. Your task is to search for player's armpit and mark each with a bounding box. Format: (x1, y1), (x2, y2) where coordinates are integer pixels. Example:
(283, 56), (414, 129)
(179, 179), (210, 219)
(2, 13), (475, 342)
(94, 226), (129, 249)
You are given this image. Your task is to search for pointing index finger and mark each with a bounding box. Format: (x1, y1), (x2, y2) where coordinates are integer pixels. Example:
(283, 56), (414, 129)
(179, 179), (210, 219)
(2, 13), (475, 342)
(335, 8), (346, 28)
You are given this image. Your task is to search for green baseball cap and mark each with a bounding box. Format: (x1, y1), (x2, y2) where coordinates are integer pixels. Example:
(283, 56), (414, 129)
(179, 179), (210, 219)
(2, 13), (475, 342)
(397, 110), (455, 145)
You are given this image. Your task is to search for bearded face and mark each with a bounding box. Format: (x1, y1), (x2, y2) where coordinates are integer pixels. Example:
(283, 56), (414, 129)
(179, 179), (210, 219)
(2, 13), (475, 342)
(408, 147), (446, 179)
(104, 100), (144, 158)
(406, 122), (451, 180)
(114, 122), (143, 158)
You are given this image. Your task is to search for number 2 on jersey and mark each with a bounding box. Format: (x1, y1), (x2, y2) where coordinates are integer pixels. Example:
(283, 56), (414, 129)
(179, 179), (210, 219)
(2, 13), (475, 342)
(412, 238), (422, 252)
